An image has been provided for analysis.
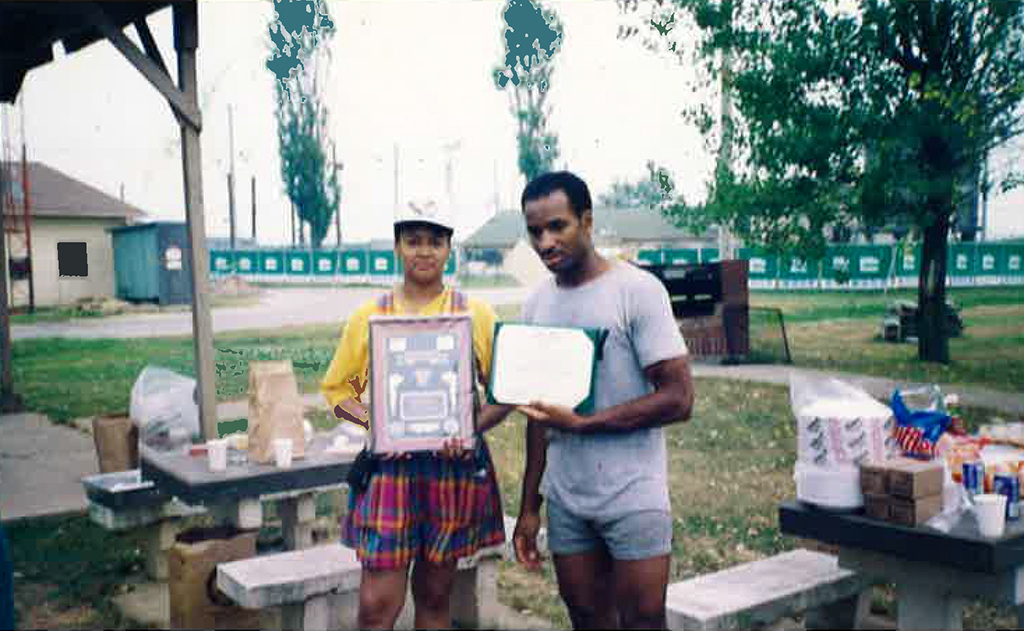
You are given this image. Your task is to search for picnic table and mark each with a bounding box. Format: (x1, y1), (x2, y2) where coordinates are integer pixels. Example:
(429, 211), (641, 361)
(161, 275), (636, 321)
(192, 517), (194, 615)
(779, 499), (1024, 629)
(139, 433), (357, 549)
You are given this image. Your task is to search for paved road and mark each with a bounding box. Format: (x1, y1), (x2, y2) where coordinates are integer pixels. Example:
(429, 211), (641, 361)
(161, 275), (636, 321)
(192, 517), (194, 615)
(10, 286), (533, 340)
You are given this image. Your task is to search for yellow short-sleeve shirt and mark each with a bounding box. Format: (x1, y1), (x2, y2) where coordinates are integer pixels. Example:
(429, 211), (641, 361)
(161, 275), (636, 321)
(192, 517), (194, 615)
(320, 287), (498, 427)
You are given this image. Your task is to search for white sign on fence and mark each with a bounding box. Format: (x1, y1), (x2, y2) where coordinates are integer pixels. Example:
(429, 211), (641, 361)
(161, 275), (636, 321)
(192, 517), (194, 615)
(860, 256), (880, 273)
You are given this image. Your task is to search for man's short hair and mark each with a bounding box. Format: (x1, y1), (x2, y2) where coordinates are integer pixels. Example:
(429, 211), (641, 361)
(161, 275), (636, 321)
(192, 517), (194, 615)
(521, 171), (593, 218)
(394, 221), (453, 244)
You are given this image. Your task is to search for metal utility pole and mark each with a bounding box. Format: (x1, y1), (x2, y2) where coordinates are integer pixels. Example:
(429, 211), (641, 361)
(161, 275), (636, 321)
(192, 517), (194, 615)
(393, 142), (400, 211)
(333, 144), (343, 249)
(227, 104), (236, 252)
(290, 199), (296, 247)
(493, 159), (500, 217)
(251, 175), (256, 241)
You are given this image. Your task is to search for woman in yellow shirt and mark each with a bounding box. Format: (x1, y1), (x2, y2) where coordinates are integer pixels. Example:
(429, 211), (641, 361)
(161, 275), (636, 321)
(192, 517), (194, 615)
(321, 201), (508, 629)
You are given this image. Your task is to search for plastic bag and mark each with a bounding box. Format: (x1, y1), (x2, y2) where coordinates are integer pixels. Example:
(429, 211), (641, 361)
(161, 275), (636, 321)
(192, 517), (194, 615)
(789, 372), (897, 467)
(892, 388), (951, 459)
(130, 366), (200, 452)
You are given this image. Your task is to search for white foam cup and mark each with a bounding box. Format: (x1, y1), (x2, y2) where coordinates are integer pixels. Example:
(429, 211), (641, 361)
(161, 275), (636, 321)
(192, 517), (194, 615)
(975, 493), (1007, 538)
(207, 439), (228, 472)
(272, 438), (293, 469)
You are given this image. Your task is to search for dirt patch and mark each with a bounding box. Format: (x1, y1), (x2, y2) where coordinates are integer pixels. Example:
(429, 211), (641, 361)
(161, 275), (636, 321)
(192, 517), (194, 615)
(210, 275), (261, 297)
(13, 582), (101, 629)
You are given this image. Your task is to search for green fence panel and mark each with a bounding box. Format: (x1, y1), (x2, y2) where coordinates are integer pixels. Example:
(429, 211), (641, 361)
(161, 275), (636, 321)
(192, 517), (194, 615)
(286, 251), (312, 277)
(234, 251), (258, 275)
(636, 249), (663, 266)
(778, 255), (820, 289)
(822, 245), (855, 289)
(260, 251), (285, 277)
(738, 248), (778, 288)
(369, 251), (395, 275)
(340, 250), (368, 276)
(976, 244), (1004, 286)
(313, 251), (337, 276)
(894, 244), (921, 288)
(700, 248), (720, 263)
(663, 248), (699, 266)
(851, 245), (892, 289)
(948, 243), (977, 287)
(210, 250), (234, 274)
(1006, 245), (1024, 284)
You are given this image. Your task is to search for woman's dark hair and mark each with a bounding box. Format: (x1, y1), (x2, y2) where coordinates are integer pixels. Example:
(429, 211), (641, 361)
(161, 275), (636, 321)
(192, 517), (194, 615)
(521, 171), (592, 217)
(394, 221), (453, 244)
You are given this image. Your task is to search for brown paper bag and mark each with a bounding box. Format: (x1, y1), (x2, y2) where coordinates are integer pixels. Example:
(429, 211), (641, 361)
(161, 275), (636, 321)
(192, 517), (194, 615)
(246, 360), (306, 464)
(92, 415), (139, 473)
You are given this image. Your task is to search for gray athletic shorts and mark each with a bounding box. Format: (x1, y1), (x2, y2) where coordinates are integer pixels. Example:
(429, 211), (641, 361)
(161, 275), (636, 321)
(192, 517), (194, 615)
(546, 497), (673, 561)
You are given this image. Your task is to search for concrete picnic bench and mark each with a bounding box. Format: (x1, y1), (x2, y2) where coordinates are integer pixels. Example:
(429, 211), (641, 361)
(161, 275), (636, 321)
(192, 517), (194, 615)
(216, 515), (542, 630)
(665, 548), (874, 630)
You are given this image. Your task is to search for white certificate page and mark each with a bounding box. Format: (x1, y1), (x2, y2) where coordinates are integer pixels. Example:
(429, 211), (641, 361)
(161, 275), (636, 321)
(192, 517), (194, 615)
(490, 324), (594, 409)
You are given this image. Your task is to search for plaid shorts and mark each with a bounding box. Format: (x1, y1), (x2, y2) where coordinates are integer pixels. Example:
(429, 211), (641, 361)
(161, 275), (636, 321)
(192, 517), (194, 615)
(341, 442), (506, 570)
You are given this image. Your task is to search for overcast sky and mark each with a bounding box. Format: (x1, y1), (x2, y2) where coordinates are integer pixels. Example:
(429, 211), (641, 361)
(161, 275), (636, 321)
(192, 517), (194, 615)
(4, 0), (1022, 245)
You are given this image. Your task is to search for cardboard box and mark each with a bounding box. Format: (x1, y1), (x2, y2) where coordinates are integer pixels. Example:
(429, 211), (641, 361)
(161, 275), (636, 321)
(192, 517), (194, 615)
(859, 457), (943, 499)
(168, 526), (261, 630)
(860, 461), (889, 495)
(886, 494), (943, 527)
(863, 493), (891, 521)
(888, 458), (944, 499)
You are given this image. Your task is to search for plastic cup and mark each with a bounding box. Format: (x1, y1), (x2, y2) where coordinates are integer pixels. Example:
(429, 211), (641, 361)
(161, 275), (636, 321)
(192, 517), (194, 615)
(207, 439), (228, 472)
(975, 493), (1007, 538)
(272, 438), (293, 469)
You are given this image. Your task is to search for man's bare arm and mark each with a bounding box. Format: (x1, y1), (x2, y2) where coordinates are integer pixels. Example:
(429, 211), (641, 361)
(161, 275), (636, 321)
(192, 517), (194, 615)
(520, 419), (548, 514)
(583, 356), (694, 433)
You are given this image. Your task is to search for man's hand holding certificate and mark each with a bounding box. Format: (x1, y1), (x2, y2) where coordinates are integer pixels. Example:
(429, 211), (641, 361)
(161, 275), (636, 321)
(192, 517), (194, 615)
(486, 323), (608, 420)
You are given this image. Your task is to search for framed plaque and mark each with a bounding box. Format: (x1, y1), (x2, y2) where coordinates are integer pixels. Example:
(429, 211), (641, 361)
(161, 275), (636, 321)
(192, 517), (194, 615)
(368, 314), (476, 454)
(486, 322), (608, 415)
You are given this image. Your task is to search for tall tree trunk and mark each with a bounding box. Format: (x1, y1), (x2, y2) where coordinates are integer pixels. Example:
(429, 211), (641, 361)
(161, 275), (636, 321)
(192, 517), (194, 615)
(917, 201), (951, 363)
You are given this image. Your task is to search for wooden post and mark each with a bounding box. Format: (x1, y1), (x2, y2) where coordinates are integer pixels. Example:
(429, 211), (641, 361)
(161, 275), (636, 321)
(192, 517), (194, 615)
(0, 164), (22, 412)
(174, 1), (218, 441)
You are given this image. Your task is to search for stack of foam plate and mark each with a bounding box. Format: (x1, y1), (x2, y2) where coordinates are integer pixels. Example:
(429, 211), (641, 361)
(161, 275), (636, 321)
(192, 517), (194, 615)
(793, 461), (863, 511)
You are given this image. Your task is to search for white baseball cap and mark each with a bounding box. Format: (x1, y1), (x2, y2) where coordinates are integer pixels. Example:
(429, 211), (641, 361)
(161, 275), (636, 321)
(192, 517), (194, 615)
(394, 199), (455, 233)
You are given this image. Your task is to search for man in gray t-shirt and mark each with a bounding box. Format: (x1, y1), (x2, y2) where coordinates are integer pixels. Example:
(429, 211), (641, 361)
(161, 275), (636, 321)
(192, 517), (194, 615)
(511, 171), (695, 630)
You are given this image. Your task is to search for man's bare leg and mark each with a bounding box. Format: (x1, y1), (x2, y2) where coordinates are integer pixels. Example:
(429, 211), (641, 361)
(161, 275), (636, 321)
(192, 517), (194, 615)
(553, 544), (620, 629)
(613, 554), (671, 630)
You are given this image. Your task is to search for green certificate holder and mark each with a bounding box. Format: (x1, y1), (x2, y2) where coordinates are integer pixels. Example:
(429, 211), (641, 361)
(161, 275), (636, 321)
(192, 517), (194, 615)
(485, 322), (609, 416)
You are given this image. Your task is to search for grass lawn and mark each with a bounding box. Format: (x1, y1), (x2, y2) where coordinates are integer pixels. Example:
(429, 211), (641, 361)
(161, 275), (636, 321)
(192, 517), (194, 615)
(7, 377), (1020, 629)
(4, 286), (1022, 628)
(746, 286), (1024, 391)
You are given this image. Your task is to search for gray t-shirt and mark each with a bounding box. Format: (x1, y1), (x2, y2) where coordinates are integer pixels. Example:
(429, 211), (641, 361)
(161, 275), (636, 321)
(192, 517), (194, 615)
(521, 260), (689, 518)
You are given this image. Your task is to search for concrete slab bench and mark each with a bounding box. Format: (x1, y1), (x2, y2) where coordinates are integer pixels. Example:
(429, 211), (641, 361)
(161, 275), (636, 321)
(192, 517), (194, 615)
(217, 539), (511, 631)
(666, 548), (874, 630)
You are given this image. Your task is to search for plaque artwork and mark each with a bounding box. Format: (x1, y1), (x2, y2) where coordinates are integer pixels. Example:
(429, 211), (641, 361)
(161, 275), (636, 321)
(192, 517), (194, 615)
(368, 314), (475, 454)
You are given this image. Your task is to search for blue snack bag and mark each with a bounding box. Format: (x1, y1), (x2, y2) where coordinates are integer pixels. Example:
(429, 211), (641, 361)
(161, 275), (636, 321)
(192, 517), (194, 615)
(891, 389), (951, 459)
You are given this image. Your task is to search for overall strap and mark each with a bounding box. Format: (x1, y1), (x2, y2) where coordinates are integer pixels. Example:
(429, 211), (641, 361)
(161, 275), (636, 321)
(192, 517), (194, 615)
(448, 289), (468, 314)
(376, 291), (396, 315)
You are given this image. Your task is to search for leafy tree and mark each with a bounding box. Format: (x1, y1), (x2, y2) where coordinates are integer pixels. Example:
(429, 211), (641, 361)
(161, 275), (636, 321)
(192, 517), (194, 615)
(270, 0), (340, 249)
(493, 0), (564, 183)
(624, 0), (1024, 363)
(599, 161), (678, 210)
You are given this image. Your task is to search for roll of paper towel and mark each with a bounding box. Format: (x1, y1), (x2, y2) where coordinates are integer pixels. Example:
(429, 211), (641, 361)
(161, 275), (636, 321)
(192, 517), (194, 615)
(795, 396), (897, 467)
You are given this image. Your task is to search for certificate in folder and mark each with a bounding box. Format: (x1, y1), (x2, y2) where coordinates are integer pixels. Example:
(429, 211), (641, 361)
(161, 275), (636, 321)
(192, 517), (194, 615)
(486, 322), (608, 415)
